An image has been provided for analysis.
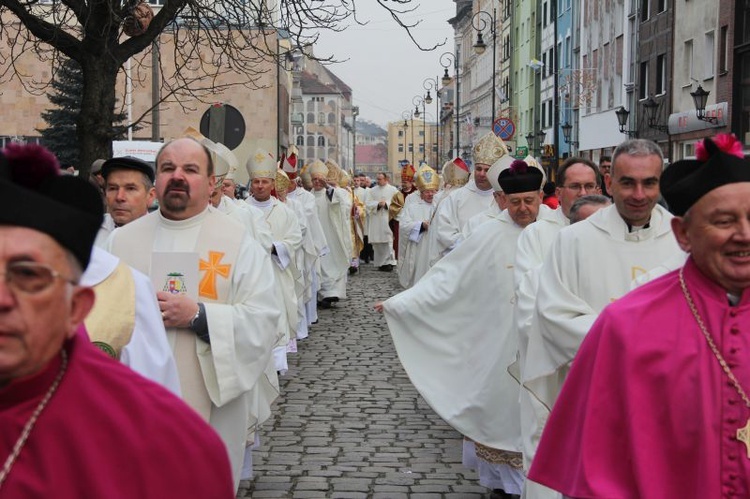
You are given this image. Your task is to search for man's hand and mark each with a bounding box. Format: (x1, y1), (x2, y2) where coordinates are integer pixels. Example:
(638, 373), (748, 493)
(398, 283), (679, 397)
(421, 220), (430, 232)
(157, 291), (199, 328)
(377, 201), (387, 210)
(373, 302), (384, 313)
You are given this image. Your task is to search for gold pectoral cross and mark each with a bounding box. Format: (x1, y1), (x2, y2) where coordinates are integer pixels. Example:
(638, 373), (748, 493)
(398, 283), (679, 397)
(736, 419), (750, 458)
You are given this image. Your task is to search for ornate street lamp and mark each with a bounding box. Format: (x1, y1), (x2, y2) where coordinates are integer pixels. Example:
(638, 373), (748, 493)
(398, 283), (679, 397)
(401, 110), (411, 165)
(423, 76), (440, 166)
(561, 121), (578, 148)
(690, 84), (718, 124)
(615, 106), (637, 137)
(472, 8), (497, 127)
(413, 95), (427, 163)
(642, 96), (669, 133)
(440, 52), (460, 157)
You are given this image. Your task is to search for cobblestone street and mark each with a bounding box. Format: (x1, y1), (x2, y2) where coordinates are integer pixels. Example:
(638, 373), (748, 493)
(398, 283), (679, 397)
(239, 264), (488, 498)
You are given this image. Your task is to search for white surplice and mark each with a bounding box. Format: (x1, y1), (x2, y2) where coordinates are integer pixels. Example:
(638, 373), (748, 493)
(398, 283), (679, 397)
(396, 197), (434, 289)
(216, 195), (273, 249)
(427, 178), (495, 266)
(82, 246), (181, 396)
(108, 207), (280, 489)
(365, 183), (399, 266)
(314, 187), (352, 299)
(287, 186), (327, 326)
(384, 208), (525, 452)
(511, 207), (569, 499)
(462, 202), (504, 241)
(246, 196), (303, 371)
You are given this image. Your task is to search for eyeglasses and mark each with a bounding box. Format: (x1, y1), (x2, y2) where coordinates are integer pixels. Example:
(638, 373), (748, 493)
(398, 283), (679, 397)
(1, 261), (77, 294)
(563, 183), (598, 192)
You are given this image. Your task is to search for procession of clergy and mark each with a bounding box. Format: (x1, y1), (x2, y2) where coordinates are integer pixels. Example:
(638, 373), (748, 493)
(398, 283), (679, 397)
(4, 122), (750, 498)
(379, 130), (750, 499)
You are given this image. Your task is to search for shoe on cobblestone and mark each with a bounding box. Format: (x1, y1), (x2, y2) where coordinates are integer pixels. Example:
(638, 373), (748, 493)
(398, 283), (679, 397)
(378, 264), (393, 272)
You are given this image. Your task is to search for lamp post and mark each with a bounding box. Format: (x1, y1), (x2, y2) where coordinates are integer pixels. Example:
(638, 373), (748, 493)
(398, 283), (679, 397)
(440, 51), (459, 158)
(352, 105), (359, 173)
(642, 96), (669, 133)
(400, 110), (411, 172)
(615, 106), (638, 138)
(412, 95), (427, 164)
(423, 76), (440, 166)
(690, 85), (718, 124)
(561, 121), (579, 148)
(472, 7), (497, 128)
(525, 131), (536, 156)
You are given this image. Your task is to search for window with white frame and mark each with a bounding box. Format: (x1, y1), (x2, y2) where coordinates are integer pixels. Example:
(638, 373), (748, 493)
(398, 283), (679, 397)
(639, 61), (649, 99)
(704, 31), (715, 80)
(719, 25), (729, 74)
(640, 0), (649, 22)
(684, 40), (694, 84)
(656, 54), (666, 95)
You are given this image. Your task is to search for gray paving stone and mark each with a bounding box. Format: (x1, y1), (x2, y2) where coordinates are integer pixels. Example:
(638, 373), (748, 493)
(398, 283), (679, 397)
(239, 266), (488, 498)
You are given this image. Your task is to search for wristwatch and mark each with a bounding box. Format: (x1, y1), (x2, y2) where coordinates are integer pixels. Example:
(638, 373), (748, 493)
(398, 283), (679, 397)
(189, 303), (202, 329)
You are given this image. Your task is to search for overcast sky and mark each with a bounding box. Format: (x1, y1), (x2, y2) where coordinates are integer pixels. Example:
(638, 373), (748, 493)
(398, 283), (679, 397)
(314, 1), (456, 129)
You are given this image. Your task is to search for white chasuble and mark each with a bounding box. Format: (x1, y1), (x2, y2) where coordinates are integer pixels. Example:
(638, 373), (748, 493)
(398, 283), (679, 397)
(108, 207), (280, 484)
(314, 187), (352, 299)
(365, 184), (399, 244)
(428, 178), (495, 266)
(510, 207), (568, 478)
(247, 197), (303, 342)
(217, 195), (273, 250)
(384, 210), (525, 451)
(524, 204), (681, 412)
(397, 198), (434, 289)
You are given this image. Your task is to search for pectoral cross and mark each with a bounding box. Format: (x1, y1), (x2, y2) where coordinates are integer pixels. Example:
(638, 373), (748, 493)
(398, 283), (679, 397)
(736, 419), (750, 458)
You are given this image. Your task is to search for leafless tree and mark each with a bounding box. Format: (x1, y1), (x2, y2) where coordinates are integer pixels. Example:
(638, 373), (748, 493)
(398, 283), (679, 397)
(0, 0), (443, 175)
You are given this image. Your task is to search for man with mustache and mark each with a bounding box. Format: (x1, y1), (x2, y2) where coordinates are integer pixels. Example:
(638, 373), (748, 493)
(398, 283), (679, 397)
(0, 143), (235, 497)
(107, 137), (280, 492)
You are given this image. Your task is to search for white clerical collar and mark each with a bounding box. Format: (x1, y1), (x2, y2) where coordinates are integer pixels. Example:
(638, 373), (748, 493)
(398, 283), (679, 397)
(158, 205), (209, 229)
(249, 197), (273, 209)
(465, 178), (494, 196)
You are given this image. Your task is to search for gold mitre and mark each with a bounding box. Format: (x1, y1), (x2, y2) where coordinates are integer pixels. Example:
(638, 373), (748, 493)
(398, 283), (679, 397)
(275, 168), (291, 192)
(309, 159), (328, 178)
(246, 148), (277, 179)
(524, 155), (547, 185)
(182, 126), (205, 141)
(415, 164), (440, 191)
(473, 132), (509, 166)
(441, 160), (455, 186)
(299, 163), (313, 189)
(325, 159), (342, 183)
(338, 169), (351, 188)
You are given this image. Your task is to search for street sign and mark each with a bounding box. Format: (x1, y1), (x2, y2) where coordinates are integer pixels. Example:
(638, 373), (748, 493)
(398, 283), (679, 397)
(493, 117), (516, 140)
(514, 145), (528, 159)
(199, 103), (246, 150)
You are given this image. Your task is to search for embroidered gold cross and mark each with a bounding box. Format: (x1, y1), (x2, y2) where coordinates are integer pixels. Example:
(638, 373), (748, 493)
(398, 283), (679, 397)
(736, 418), (750, 458)
(199, 251), (231, 300)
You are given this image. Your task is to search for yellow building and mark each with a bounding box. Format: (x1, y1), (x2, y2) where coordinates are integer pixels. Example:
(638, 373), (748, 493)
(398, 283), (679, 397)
(386, 118), (438, 178)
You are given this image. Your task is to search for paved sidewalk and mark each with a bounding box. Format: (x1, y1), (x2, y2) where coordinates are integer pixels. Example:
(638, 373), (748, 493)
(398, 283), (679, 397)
(239, 264), (488, 498)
